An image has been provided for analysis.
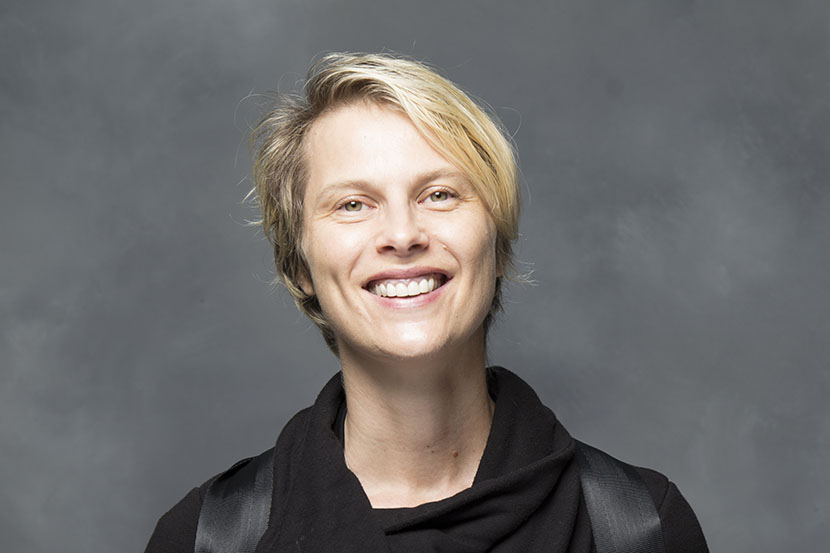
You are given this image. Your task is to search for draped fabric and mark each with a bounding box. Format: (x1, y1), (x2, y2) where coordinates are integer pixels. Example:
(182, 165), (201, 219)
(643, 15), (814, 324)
(145, 367), (708, 553)
(259, 367), (585, 552)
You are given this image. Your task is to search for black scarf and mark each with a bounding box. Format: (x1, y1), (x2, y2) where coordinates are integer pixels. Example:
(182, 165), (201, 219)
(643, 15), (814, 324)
(255, 367), (593, 552)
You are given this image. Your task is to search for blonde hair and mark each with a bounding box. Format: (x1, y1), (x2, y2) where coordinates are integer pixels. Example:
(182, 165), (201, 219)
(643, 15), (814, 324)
(250, 52), (520, 353)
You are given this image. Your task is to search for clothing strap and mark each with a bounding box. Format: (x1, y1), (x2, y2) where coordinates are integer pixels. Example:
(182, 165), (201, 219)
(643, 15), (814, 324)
(194, 448), (274, 553)
(575, 441), (667, 553)
(193, 442), (665, 553)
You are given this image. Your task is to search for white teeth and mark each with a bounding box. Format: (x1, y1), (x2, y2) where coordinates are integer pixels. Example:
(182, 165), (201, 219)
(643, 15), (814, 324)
(369, 274), (443, 298)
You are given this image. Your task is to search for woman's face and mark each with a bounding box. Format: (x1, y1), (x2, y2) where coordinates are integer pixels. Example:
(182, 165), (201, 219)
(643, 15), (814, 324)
(300, 102), (498, 362)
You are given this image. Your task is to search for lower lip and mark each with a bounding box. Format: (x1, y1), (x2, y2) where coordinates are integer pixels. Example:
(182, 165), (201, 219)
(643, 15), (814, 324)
(366, 280), (448, 308)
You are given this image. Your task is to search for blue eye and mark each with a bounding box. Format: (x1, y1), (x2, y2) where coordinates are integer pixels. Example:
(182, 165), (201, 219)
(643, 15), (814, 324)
(342, 200), (364, 212)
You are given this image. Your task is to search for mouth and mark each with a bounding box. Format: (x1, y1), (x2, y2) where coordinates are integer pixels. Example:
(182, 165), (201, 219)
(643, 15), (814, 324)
(364, 272), (449, 298)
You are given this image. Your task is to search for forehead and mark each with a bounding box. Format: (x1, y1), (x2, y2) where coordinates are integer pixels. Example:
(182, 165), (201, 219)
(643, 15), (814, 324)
(303, 102), (460, 187)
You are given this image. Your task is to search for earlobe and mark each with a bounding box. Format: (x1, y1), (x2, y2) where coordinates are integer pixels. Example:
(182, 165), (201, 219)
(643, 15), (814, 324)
(297, 246), (315, 296)
(298, 271), (315, 296)
(495, 252), (505, 279)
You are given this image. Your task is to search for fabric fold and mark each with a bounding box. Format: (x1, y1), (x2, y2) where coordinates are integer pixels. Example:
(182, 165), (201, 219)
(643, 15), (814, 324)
(257, 367), (583, 552)
(144, 365), (708, 553)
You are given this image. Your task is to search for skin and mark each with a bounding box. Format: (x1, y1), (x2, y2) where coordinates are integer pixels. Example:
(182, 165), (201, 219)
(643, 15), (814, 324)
(300, 101), (499, 508)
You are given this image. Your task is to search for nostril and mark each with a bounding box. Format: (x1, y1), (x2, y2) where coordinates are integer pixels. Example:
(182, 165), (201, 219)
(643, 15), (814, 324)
(375, 211), (429, 253)
(376, 231), (429, 253)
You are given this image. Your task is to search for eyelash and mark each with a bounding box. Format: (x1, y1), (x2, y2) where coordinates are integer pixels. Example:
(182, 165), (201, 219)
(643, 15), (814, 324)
(425, 187), (455, 202)
(338, 199), (366, 212)
(335, 188), (456, 213)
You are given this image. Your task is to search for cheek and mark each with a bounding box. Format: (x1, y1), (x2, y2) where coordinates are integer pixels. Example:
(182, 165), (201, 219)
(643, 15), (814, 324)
(473, 219), (499, 272)
(298, 227), (331, 297)
(453, 215), (499, 303)
(297, 231), (316, 296)
(301, 223), (367, 294)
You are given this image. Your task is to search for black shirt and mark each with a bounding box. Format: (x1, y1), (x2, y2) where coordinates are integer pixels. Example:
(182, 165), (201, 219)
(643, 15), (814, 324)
(144, 367), (708, 552)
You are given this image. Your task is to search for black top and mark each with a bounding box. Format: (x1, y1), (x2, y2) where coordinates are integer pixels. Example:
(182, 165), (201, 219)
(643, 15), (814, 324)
(144, 367), (708, 552)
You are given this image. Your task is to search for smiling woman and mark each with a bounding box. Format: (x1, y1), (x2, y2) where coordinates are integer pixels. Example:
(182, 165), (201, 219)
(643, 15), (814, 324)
(143, 53), (708, 553)
(300, 103), (499, 367)
(250, 53), (519, 356)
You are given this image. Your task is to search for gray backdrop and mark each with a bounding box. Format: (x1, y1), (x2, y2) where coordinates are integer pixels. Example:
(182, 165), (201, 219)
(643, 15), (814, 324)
(2, 0), (828, 551)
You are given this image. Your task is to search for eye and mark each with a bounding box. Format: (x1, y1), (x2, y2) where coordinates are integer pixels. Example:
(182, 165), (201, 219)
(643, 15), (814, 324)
(341, 200), (364, 212)
(427, 189), (451, 202)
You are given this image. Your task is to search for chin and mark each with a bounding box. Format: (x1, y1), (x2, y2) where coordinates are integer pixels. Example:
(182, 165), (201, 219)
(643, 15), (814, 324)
(339, 328), (452, 363)
(377, 332), (447, 360)
(381, 329), (483, 364)
(336, 318), (487, 364)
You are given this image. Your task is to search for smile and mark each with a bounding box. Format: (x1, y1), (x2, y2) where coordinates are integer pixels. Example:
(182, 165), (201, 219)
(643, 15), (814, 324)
(366, 273), (448, 298)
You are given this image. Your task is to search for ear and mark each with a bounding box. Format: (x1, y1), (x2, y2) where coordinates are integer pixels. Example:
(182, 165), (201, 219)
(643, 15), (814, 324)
(491, 226), (505, 279)
(494, 248), (506, 279)
(298, 269), (315, 296)
(297, 275), (314, 296)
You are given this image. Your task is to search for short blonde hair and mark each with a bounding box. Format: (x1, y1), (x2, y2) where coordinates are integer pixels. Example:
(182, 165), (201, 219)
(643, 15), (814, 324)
(250, 52), (519, 352)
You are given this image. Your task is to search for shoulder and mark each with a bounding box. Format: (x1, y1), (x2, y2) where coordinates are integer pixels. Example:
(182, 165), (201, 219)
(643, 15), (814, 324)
(143, 484), (205, 553)
(633, 465), (710, 553)
(143, 449), (275, 553)
(142, 407), (313, 553)
(573, 440), (708, 553)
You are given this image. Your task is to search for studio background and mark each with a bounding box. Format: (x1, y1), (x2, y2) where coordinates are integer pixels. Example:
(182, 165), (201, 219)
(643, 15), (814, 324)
(2, 0), (828, 551)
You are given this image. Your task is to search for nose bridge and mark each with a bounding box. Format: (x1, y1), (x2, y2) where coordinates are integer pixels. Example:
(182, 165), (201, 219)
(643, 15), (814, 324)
(377, 197), (427, 254)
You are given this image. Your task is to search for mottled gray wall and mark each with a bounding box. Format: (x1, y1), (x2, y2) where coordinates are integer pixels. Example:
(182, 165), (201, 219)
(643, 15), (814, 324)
(2, 0), (828, 551)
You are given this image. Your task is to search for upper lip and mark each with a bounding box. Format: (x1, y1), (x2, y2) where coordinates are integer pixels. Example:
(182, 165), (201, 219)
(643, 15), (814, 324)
(363, 267), (450, 288)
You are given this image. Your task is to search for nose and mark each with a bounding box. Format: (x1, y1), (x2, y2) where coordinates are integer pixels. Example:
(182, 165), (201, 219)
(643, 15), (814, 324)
(375, 204), (428, 255)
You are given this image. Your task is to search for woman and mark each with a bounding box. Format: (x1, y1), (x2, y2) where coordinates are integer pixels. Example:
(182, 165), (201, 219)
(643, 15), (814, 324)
(145, 53), (708, 552)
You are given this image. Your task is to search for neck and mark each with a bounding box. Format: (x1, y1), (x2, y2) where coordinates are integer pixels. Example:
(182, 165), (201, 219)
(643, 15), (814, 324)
(338, 335), (494, 508)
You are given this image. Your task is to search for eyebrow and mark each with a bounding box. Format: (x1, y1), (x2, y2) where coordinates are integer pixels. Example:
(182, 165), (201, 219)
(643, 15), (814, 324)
(413, 168), (469, 185)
